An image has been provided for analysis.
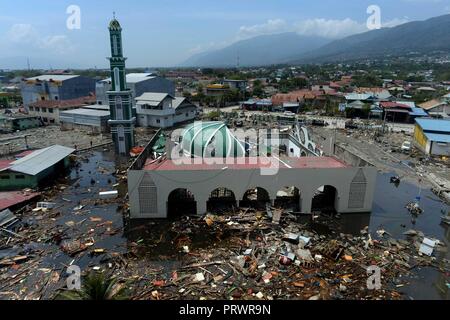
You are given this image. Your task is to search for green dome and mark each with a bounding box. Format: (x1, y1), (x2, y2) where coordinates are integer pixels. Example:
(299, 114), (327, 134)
(109, 19), (122, 31)
(181, 122), (245, 158)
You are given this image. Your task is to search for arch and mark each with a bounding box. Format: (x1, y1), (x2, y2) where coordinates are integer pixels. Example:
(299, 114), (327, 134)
(274, 186), (301, 212)
(311, 185), (338, 214)
(240, 187), (271, 209)
(207, 187), (237, 213)
(300, 151), (308, 157)
(167, 188), (197, 218)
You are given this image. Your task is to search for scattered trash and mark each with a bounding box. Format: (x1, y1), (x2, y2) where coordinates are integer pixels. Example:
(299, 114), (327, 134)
(406, 202), (423, 215)
(419, 238), (437, 256)
(99, 191), (118, 199)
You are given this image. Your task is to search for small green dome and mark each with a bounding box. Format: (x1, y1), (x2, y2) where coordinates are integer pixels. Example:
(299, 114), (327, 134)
(109, 19), (122, 31)
(181, 122), (245, 158)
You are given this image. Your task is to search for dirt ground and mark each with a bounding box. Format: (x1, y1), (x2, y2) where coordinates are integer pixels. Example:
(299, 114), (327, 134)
(0, 126), (113, 156)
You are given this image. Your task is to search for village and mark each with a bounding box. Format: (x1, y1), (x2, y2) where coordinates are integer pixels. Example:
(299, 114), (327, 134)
(0, 14), (450, 302)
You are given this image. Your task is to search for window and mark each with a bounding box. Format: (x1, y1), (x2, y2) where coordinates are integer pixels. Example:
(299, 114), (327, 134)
(42, 108), (47, 113)
(114, 67), (121, 91)
(156, 119), (161, 123)
(41, 97), (46, 101)
(15, 175), (25, 180)
(290, 148), (294, 153)
(54, 96), (59, 100)
(49, 109), (54, 113)
(29, 107), (34, 111)
(186, 113), (189, 117)
(1, 175), (10, 180)
(35, 107), (40, 112)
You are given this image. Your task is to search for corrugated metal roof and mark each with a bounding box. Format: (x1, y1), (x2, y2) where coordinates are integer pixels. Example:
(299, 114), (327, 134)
(101, 73), (156, 84)
(81, 104), (110, 111)
(0, 191), (40, 211)
(26, 75), (79, 82)
(345, 93), (373, 101)
(60, 108), (110, 117)
(425, 133), (450, 143)
(5, 145), (75, 176)
(416, 118), (450, 133)
(409, 108), (428, 117)
(136, 93), (174, 105)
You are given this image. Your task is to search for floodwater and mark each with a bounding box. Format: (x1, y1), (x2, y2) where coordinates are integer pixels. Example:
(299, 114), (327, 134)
(6, 150), (448, 300)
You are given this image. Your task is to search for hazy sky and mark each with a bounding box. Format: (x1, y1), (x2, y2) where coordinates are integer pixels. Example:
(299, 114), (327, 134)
(1, 0), (450, 69)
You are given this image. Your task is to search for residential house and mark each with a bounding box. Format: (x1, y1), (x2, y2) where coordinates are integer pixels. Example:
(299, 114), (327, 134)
(135, 93), (197, 128)
(419, 98), (450, 119)
(27, 95), (97, 125)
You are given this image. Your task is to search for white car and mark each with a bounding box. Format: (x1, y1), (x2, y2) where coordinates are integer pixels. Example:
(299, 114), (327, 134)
(401, 141), (412, 152)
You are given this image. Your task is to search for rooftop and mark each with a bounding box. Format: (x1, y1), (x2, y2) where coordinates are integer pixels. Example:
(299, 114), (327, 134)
(136, 92), (174, 106)
(144, 156), (348, 171)
(0, 191), (40, 211)
(101, 73), (156, 84)
(1, 145), (75, 176)
(29, 95), (96, 109)
(25, 75), (79, 82)
(416, 118), (450, 133)
(60, 108), (111, 117)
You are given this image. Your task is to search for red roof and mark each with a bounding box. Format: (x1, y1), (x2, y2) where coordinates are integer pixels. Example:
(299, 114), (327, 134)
(30, 95), (96, 109)
(380, 101), (411, 109)
(0, 191), (40, 211)
(144, 157), (347, 171)
(0, 160), (13, 171)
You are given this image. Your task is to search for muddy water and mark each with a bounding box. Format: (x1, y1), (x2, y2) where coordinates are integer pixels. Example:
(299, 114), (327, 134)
(340, 173), (450, 300)
(18, 150), (448, 300)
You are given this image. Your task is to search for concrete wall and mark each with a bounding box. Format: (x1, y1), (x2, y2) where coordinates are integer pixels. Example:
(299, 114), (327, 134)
(128, 165), (377, 219)
(334, 144), (372, 167)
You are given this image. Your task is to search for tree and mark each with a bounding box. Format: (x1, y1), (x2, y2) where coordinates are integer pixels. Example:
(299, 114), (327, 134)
(55, 272), (129, 300)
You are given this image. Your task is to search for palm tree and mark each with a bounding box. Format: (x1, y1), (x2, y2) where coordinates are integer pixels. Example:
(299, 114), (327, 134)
(55, 272), (129, 300)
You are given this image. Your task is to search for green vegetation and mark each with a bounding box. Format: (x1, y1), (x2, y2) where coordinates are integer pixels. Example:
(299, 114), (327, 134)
(55, 272), (129, 301)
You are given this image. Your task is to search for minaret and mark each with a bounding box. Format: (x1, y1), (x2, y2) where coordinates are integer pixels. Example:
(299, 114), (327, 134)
(107, 15), (136, 156)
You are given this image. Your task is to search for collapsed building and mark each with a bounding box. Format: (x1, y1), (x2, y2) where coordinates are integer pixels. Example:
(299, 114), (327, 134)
(128, 122), (377, 219)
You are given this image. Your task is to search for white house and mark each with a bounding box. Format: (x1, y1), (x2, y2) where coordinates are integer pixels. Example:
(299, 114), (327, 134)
(135, 93), (197, 128)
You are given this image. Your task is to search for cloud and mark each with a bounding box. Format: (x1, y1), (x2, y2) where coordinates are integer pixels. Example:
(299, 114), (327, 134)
(237, 19), (288, 39)
(188, 41), (230, 55)
(6, 23), (73, 54)
(7, 24), (38, 43)
(294, 18), (366, 39)
(382, 18), (409, 28)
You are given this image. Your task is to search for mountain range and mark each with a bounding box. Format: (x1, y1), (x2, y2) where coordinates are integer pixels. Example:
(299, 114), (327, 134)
(181, 32), (330, 67)
(182, 14), (450, 67)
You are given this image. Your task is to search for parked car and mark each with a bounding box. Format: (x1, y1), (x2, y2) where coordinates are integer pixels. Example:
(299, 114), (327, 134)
(401, 141), (412, 152)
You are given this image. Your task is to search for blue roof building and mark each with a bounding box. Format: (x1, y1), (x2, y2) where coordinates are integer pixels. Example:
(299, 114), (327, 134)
(414, 118), (450, 156)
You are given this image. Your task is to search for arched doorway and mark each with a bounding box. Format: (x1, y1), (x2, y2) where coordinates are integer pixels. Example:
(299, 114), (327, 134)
(274, 186), (301, 212)
(240, 187), (271, 209)
(311, 185), (338, 213)
(207, 188), (237, 213)
(167, 189), (196, 218)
